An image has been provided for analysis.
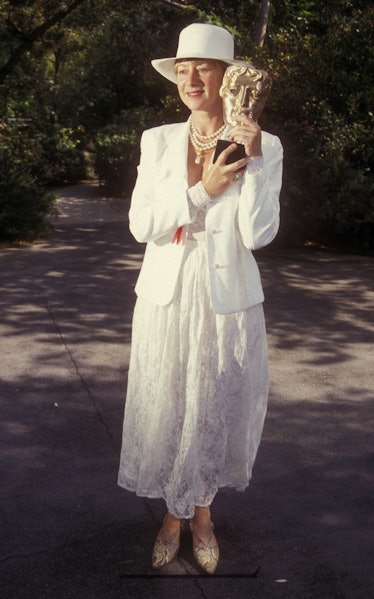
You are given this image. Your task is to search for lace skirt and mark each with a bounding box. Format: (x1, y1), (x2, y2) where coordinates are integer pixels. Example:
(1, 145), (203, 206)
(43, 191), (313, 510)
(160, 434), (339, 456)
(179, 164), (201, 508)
(118, 239), (269, 519)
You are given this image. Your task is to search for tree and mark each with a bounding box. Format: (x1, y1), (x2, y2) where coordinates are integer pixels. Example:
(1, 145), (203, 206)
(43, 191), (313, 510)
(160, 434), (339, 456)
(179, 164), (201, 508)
(255, 0), (270, 46)
(0, 0), (88, 84)
(0, 0), (372, 248)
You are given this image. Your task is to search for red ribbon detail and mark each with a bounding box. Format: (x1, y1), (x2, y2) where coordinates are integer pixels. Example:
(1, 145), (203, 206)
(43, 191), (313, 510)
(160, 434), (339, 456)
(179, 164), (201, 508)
(171, 226), (183, 244)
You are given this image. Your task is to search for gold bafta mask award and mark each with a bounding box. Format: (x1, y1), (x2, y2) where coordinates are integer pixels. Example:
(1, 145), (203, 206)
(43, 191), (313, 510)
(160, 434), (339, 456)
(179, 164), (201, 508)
(213, 63), (272, 164)
(220, 63), (272, 125)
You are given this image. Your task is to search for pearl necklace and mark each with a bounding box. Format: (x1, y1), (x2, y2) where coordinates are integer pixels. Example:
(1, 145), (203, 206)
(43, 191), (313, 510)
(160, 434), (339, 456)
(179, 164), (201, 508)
(189, 120), (226, 164)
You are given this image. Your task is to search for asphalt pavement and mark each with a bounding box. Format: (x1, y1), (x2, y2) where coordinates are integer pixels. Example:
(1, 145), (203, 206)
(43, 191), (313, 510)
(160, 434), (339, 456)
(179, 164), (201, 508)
(0, 183), (373, 599)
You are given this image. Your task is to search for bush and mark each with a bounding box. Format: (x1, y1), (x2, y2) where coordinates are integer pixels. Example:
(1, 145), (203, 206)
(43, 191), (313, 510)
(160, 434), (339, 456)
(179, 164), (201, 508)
(255, 6), (374, 252)
(0, 122), (55, 242)
(281, 116), (374, 251)
(93, 107), (161, 196)
(0, 174), (55, 242)
(37, 126), (86, 186)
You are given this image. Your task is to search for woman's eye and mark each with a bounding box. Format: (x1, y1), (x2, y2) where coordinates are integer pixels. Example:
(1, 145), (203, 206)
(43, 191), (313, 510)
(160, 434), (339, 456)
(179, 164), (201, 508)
(230, 88), (239, 97)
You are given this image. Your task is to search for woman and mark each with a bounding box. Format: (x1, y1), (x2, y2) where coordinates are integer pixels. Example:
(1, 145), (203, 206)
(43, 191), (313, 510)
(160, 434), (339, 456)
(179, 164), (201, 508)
(118, 23), (283, 574)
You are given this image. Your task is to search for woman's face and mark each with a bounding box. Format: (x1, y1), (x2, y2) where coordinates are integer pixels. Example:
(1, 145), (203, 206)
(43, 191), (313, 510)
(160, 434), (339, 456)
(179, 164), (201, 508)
(175, 59), (226, 115)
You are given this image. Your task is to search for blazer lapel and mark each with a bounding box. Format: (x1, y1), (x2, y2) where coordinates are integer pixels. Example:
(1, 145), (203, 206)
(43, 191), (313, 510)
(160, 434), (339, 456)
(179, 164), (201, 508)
(163, 120), (190, 185)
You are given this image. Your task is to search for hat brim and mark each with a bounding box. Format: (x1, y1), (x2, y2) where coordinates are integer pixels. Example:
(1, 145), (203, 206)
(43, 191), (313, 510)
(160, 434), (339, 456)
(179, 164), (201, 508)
(151, 57), (246, 84)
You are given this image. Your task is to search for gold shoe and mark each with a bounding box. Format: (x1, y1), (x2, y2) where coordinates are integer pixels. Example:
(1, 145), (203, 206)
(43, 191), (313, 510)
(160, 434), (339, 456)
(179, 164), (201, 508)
(190, 520), (219, 575)
(152, 516), (182, 569)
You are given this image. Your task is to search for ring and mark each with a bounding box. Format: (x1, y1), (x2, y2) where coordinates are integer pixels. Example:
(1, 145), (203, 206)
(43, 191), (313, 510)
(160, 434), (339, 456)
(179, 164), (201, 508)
(233, 173), (241, 181)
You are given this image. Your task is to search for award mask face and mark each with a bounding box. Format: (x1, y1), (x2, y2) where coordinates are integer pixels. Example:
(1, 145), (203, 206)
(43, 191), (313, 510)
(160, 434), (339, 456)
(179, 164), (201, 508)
(220, 64), (272, 126)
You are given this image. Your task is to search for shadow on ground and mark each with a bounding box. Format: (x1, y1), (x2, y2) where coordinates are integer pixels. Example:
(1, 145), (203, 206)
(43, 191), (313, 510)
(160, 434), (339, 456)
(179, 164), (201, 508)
(0, 184), (373, 598)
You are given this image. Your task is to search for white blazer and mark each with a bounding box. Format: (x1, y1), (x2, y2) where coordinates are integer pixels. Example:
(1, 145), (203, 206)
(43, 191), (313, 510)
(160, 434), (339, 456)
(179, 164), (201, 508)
(129, 120), (283, 314)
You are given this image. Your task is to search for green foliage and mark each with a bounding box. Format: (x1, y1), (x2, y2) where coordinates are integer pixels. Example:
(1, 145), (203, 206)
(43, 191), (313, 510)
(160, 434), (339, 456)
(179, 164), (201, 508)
(36, 126), (86, 185)
(261, 3), (374, 250)
(0, 122), (55, 241)
(0, 0), (373, 250)
(93, 107), (162, 196)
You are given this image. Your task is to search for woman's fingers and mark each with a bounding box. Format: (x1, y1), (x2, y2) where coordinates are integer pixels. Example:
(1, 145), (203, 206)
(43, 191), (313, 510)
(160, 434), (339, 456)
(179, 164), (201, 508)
(203, 144), (247, 197)
(229, 116), (262, 157)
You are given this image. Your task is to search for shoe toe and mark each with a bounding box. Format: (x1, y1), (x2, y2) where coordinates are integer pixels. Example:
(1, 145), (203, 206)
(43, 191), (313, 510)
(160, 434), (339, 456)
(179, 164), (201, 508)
(152, 540), (178, 569)
(190, 521), (219, 575)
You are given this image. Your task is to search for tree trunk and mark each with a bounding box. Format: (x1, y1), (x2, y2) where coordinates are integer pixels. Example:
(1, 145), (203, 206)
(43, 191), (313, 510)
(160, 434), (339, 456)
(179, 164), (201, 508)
(255, 0), (270, 47)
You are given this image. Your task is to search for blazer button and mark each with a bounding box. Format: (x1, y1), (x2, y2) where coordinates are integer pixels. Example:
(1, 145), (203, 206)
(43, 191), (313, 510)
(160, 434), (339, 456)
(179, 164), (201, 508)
(214, 263), (220, 269)
(211, 228), (217, 234)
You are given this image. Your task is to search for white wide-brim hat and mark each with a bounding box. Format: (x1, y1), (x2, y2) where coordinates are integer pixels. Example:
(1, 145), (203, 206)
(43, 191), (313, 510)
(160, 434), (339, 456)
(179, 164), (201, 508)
(151, 23), (244, 84)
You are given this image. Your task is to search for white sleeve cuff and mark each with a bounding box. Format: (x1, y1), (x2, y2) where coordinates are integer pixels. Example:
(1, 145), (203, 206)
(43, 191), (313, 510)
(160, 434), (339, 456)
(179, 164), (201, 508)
(188, 181), (212, 208)
(246, 156), (264, 174)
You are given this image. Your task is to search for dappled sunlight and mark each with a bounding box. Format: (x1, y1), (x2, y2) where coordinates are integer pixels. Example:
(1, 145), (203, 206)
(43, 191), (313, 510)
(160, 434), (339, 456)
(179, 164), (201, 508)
(0, 185), (373, 595)
(258, 249), (373, 370)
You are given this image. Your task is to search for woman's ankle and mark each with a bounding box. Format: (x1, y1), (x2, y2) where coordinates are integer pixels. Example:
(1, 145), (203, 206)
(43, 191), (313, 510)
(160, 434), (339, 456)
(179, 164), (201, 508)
(192, 506), (211, 526)
(165, 512), (181, 524)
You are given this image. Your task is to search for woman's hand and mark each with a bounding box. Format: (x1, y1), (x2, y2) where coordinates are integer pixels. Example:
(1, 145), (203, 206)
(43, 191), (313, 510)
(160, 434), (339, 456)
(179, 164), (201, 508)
(202, 143), (247, 199)
(228, 114), (262, 157)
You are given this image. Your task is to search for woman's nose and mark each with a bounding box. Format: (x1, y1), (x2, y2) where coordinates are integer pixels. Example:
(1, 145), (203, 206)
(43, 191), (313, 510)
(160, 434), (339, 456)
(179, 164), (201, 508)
(187, 69), (201, 85)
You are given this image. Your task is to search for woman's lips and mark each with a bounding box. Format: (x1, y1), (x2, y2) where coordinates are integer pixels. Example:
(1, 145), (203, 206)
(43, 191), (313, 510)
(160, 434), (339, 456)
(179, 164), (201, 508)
(186, 89), (204, 97)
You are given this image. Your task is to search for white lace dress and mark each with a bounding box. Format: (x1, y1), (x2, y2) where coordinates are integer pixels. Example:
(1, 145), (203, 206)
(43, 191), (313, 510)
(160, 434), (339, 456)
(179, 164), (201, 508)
(118, 204), (269, 519)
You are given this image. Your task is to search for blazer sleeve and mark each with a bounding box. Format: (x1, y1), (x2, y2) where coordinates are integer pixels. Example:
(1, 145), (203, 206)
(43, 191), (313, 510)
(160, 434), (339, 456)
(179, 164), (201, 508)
(129, 128), (193, 243)
(236, 133), (283, 250)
